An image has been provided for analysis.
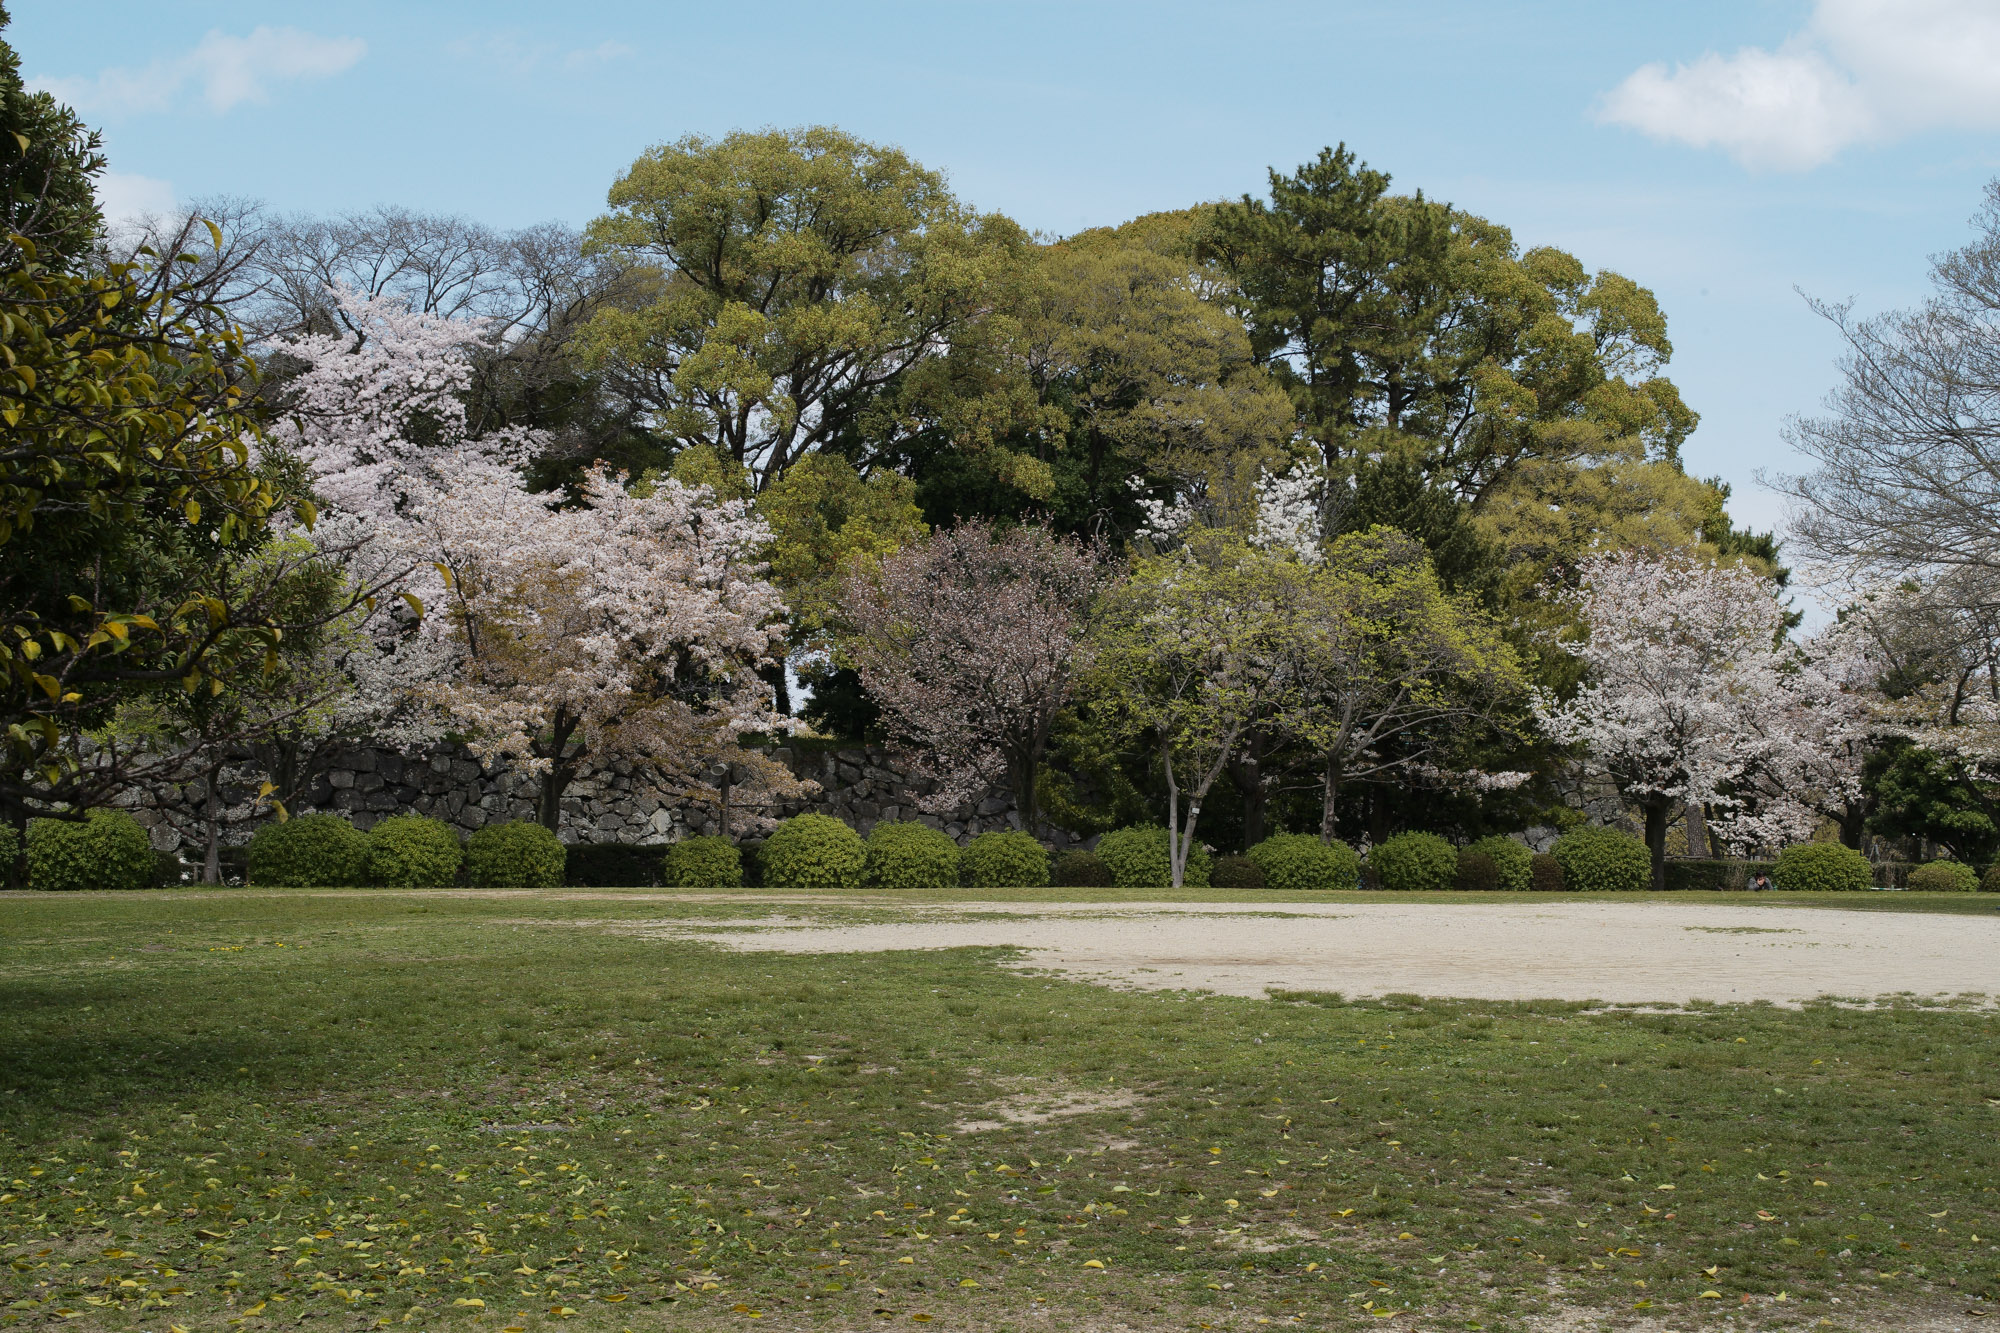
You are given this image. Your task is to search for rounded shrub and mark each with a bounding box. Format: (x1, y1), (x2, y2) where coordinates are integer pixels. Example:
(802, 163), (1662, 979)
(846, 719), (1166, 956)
(1529, 852), (1565, 891)
(0, 822), (20, 887)
(1368, 831), (1457, 892)
(1095, 825), (1211, 888)
(248, 813), (370, 887)
(761, 813), (866, 890)
(26, 809), (154, 892)
(662, 835), (743, 888)
(1211, 855), (1266, 889)
(1456, 848), (1500, 891)
(1982, 864), (2000, 894)
(1466, 835), (1533, 892)
(367, 815), (462, 888)
(1908, 860), (1979, 893)
(863, 821), (961, 889)
(1247, 833), (1360, 892)
(464, 820), (565, 888)
(961, 831), (1050, 888)
(1771, 841), (1871, 893)
(1052, 849), (1112, 888)
(1552, 826), (1650, 893)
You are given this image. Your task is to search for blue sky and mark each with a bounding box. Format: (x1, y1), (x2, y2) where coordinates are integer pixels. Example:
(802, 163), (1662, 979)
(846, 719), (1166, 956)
(19, 0), (2000, 545)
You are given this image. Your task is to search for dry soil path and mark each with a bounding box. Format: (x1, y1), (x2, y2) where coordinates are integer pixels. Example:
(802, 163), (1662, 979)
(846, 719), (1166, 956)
(632, 898), (2000, 1006)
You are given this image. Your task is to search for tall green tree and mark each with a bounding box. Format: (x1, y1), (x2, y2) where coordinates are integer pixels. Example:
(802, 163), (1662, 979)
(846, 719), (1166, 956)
(1203, 144), (1708, 572)
(579, 127), (1031, 491)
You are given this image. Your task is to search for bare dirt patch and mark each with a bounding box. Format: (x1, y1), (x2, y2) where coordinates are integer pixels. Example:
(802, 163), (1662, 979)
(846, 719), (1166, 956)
(621, 899), (2000, 1006)
(953, 1077), (1142, 1133)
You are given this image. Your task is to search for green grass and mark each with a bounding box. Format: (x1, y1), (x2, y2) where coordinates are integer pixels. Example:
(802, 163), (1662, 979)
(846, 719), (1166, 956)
(1, 888), (1996, 1332)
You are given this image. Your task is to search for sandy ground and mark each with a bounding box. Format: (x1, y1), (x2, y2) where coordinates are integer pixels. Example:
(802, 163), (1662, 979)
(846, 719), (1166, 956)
(634, 899), (2000, 1006)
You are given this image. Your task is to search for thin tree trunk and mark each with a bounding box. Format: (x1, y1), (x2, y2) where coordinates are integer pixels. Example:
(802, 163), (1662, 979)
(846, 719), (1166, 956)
(1320, 755), (1344, 842)
(1644, 800), (1669, 893)
(4, 804), (26, 888)
(202, 762), (223, 885)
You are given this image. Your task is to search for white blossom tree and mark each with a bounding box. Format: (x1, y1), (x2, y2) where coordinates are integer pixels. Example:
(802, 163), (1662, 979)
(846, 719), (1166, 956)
(1536, 549), (1806, 887)
(411, 460), (804, 831)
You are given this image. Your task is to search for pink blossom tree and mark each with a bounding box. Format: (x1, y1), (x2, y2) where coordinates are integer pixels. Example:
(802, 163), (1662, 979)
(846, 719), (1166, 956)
(839, 521), (1103, 827)
(1536, 549), (1802, 887)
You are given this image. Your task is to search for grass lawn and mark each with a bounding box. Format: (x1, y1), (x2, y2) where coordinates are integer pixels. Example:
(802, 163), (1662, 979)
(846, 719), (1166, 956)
(1, 887), (1996, 1331)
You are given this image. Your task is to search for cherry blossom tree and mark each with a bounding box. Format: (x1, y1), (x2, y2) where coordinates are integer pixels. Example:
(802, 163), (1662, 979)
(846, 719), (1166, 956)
(1718, 614), (1883, 852)
(840, 521), (1102, 826)
(411, 460), (802, 831)
(1536, 549), (1803, 887)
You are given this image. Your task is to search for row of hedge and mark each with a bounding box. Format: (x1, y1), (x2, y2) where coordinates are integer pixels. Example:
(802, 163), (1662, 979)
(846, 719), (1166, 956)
(14, 806), (1998, 894)
(667, 816), (1057, 890)
(0, 810), (570, 891)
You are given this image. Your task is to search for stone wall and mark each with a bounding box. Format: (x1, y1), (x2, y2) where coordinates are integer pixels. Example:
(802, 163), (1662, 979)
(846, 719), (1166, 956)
(127, 741), (1084, 855)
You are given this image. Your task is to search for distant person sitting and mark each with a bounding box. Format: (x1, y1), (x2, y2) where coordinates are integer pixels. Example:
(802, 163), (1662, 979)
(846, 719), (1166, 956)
(1750, 872), (1771, 891)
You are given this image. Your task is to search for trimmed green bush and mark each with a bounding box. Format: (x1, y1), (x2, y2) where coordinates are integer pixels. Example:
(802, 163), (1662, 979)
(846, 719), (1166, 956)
(1552, 826), (1650, 893)
(662, 835), (743, 888)
(1466, 835), (1533, 891)
(1982, 864), (2000, 894)
(1455, 848), (1499, 891)
(1529, 852), (1565, 891)
(1211, 855), (1266, 889)
(761, 813), (865, 890)
(26, 809), (154, 892)
(1096, 825), (1211, 888)
(864, 821), (959, 889)
(961, 831), (1050, 888)
(1247, 833), (1360, 892)
(565, 843), (660, 888)
(1771, 841), (1871, 893)
(1664, 859), (1730, 892)
(367, 815), (462, 888)
(0, 822), (19, 887)
(464, 820), (565, 888)
(1368, 831), (1457, 892)
(1052, 849), (1112, 888)
(1908, 860), (1979, 893)
(247, 813), (370, 887)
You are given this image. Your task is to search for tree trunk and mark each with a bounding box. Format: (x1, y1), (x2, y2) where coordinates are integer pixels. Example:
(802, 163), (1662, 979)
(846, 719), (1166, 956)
(1319, 755), (1344, 842)
(761, 662), (792, 717)
(536, 767), (572, 834)
(1008, 751), (1038, 833)
(1685, 803), (1711, 859)
(202, 763), (224, 885)
(1837, 800), (1868, 851)
(1644, 799), (1669, 892)
(1229, 736), (1267, 852)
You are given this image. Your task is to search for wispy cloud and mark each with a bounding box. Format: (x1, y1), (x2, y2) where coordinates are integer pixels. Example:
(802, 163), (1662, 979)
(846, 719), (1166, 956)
(30, 27), (365, 117)
(447, 32), (634, 77)
(95, 171), (175, 224)
(1598, 0), (2000, 170)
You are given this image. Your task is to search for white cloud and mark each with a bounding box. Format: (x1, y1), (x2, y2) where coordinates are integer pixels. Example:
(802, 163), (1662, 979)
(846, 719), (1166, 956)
(95, 171), (175, 225)
(29, 27), (365, 117)
(1599, 0), (2000, 170)
(562, 41), (634, 73)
